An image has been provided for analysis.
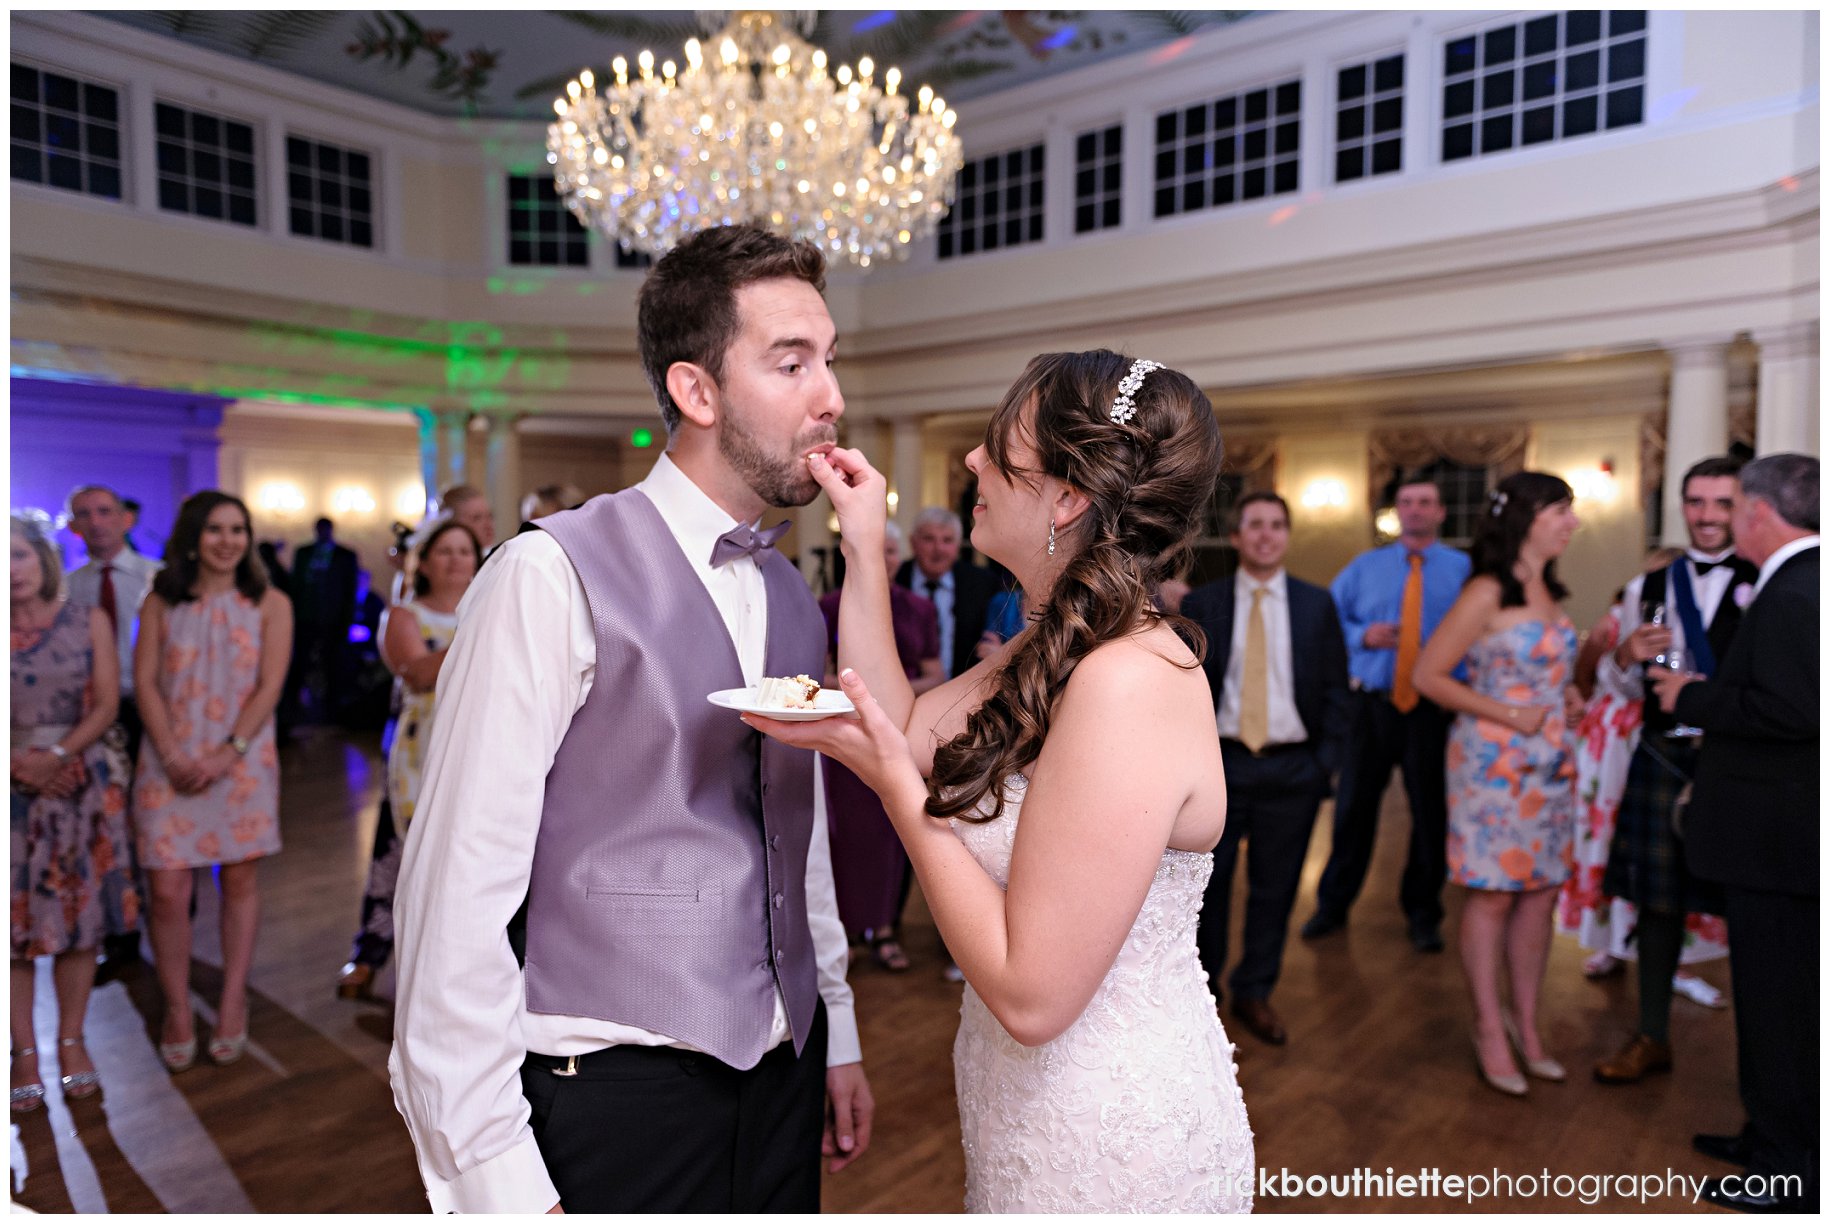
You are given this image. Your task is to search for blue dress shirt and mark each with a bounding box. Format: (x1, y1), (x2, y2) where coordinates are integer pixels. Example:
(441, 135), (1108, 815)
(1331, 541), (1472, 692)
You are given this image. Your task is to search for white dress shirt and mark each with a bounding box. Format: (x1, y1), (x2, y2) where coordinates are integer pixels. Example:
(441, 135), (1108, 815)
(913, 567), (957, 678)
(1215, 569), (1309, 747)
(1596, 549), (1740, 701)
(388, 453), (858, 1215)
(1753, 535), (1819, 598)
(65, 549), (162, 698)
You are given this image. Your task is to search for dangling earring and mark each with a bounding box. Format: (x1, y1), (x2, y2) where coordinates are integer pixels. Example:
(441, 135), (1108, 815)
(1047, 519), (1056, 556)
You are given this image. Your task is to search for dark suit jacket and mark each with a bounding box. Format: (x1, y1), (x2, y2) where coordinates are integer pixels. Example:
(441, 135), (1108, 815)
(895, 559), (1001, 679)
(1184, 573), (1353, 792)
(292, 540), (359, 630)
(1678, 545), (1819, 898)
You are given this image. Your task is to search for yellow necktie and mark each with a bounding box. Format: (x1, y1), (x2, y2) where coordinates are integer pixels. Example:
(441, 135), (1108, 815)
(1240, 585), (1269, 752)
(1393, 553), (1424, 713)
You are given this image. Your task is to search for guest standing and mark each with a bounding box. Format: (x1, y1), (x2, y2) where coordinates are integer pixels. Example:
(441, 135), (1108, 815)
(11, 515), (139, 1111)
(1413, 472), (1580, 1096)
(289, 516), (358, 722)
(337, 519), (481, 999)
(134, 492), (291, 1071)
(64, 483), (162, 973)
(819, 520), (940, 971)
(895, 507), (998, 681)
(1653, 453), (1818, 1213)
(1591, 457), (1756, 1084)
(1183, 492), (1350, 1046)
(1303, 474), (1470, 951)
(439, 484), (498, 552)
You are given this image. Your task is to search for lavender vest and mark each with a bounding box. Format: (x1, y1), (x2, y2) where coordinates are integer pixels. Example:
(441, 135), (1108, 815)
(525, 489), (824, 1070)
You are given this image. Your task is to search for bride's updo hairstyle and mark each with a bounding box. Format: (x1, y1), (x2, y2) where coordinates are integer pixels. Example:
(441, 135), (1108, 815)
(928, 350), (1224, 825)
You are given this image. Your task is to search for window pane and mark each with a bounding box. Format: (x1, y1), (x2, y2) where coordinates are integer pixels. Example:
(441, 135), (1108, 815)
(1338, 65), (1367, 101)
(1370, 137), (1401, 175)
(1605, 85), (1643, 128)
(1336, 147), (1363, 182)
(1373, 55), (1404, 92)
(1608, 38), (1646, 82)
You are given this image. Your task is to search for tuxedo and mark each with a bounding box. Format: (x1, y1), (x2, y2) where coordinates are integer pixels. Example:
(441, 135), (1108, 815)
(895, 558), (1000, 680)
(1678, 544), (1818, 1204)
(1184, 571), (1350, 1002)
(290, 537), (360, 718)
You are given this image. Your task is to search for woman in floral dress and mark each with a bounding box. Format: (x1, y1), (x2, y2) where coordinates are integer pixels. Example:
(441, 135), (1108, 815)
(1415, 472), (1581, 1097)
(10, 514), (138, 1111)
(134, 492), (291, 1071)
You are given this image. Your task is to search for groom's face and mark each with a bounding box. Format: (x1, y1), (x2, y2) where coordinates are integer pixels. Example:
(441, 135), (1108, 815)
(714, 278), (843, 508)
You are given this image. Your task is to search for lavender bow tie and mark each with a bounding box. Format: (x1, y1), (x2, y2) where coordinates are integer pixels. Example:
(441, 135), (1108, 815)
(710, 520), (791, 568)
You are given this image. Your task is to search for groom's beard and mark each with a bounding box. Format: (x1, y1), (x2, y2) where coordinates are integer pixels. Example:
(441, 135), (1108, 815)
(720, 399), (837, 509)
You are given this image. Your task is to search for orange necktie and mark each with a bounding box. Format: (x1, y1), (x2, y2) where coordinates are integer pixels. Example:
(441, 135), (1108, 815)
(1392, 553), (1424, 713)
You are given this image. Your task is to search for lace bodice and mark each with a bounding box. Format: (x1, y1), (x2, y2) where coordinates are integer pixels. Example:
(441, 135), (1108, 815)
(948, 777), (1254, 1213)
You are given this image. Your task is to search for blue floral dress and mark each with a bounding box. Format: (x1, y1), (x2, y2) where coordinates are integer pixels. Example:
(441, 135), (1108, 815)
(1446, 617), (1579, 891)
(11, 602), (139, 959)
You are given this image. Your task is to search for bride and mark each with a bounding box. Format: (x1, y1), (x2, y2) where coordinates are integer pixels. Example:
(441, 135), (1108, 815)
(746, 350), (1254, 1212)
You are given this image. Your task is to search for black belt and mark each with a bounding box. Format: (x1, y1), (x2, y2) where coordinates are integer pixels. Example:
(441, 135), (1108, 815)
(526, 1043), (714, 1078)
(1220, 738), (1310, 759)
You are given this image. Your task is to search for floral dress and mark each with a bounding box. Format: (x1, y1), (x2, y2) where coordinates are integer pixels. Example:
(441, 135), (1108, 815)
(1446, 617), (1579, 891)
(11, 601), (139, 959)
(385, 602), (458, 830)
(133, 590), (281, 870)
(1555, 604), (1729, 961)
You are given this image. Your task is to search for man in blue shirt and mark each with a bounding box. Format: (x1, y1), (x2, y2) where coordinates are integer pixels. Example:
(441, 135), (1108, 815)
(1301, 474), (1471, 952)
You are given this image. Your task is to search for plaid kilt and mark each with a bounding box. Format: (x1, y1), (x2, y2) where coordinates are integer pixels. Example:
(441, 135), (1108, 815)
(1600, 737), (1725, 917)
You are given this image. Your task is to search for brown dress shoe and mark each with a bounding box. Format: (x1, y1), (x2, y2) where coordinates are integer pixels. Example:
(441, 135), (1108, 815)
(1229, 997), (1288, 1046)
(336, 962), (376, 1000)
(1593, 1034), (1673, 1083)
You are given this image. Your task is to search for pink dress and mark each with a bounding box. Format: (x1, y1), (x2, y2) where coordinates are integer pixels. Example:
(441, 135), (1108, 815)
(133, 589), (281, 870)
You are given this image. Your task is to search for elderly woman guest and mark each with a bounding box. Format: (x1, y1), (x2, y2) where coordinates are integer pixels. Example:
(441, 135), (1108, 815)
(10, 515), (139, 1111)
(819, 519), (941, 970)
(1414, 472), (1581, 1096)
(134, 492), (291, 1071)
(337, 519), (482, 999)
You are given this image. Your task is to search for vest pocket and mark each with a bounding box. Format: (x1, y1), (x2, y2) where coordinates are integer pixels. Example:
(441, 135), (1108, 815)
(583, 883), (724, 908)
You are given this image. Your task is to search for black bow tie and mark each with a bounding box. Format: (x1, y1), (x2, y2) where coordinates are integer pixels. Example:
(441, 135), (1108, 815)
(1691, 558), (1732, 575)
(710, 521), (790, 568)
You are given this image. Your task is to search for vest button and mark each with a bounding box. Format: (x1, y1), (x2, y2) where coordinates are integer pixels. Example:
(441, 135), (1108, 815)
(775, 949), (784, 962)
(773, 893), (784, 908)
(770, 835), (781, 850)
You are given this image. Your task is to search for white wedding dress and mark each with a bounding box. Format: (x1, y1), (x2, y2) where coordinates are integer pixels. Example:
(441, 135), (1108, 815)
(950, 776), (1255, 1213)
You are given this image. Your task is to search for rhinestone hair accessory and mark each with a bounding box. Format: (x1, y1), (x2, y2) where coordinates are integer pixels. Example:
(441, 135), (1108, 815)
(1489, 489), (1510, 516)
(1108, 358), (1165, 425)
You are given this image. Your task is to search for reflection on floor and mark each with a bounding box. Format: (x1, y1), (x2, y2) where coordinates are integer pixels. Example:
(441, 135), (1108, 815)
(12, 728), (1740, 1213)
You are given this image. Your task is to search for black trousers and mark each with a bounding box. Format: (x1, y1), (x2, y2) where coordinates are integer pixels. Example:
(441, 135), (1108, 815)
(1314, 690), (1451, 927)
(1198, 741), (1327, 1001)
(522, 1003), (828, 1213)
(1722, 887), (1819, 1203)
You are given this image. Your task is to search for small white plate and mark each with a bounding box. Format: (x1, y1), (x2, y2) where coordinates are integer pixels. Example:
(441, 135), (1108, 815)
(708, 686), (856, 721)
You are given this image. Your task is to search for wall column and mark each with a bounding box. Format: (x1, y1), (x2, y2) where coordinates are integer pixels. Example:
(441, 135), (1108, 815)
(483, 412), (524, 532)
(1752, 322), (1820, 456)
(1661, 340), (1731, 545)
(892, 418), (924, 543)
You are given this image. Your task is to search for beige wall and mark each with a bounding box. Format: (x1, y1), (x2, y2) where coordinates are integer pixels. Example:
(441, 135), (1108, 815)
(1528, 415), (1650, 630)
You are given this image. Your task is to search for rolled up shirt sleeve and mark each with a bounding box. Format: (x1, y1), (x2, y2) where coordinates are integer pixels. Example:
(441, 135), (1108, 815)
(388, 532), (589, 1214)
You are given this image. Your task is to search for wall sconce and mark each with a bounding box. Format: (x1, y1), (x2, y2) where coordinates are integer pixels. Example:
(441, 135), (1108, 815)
(395, 485), (428, 519)
(330, 485), (378, 516)
(826, 512), (841, 536)
(1568, 458), (1619, 506)
(1374, 507), (1400, 540)
(255, 480), (307, 516)
(1300, 478), (1349, 512)
(886, 489), (900, 512)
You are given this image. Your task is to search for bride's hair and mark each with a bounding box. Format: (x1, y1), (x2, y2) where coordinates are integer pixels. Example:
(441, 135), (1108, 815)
(927, 350), (1224, 824)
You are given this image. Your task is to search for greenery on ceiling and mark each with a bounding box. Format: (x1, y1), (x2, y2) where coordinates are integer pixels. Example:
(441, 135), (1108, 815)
(145, 10), (1258, 115)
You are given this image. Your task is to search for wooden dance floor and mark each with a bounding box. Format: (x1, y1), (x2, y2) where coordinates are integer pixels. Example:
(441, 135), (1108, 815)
(12, 730), (1740, 1213)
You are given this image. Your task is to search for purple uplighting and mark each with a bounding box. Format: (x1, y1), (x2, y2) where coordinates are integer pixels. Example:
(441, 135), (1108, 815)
(852, 11), (896, 34)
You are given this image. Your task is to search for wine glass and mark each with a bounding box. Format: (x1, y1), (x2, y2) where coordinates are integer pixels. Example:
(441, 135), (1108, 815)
(1664, 644), (1704, 739)
(1647, 603), (1670, 668)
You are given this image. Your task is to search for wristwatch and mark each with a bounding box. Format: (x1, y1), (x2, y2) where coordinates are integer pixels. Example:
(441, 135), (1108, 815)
(226, 734), (250, 756)
(46, 743), (68, 760)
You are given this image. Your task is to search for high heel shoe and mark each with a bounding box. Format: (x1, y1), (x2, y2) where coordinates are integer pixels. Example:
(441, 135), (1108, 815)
(11, 1048), (45, 1113)
(57, 1037), (101, 1099)
(1472, 1035), (1527, 1096)
(208, 1031), (248, 1066)
(159, 1015), (198, 1073)
(1502, 1016), (1567, 1082)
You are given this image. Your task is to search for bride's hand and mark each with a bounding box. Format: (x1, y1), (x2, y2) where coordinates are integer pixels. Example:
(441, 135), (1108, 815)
(743, 669), (925, 809)
(807, 449), (888, 560)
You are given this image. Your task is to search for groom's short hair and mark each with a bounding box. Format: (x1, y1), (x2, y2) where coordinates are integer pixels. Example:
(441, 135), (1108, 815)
(638, 224), (828, 435)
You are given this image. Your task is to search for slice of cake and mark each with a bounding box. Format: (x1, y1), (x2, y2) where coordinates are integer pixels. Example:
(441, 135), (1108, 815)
(755, 674), (822, 710)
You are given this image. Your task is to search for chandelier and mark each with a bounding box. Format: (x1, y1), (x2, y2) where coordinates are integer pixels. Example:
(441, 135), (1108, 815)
(547, 10), (964, 268)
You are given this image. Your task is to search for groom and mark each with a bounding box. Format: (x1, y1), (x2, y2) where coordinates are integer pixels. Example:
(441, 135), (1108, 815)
(389, 224), (873, 1213)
